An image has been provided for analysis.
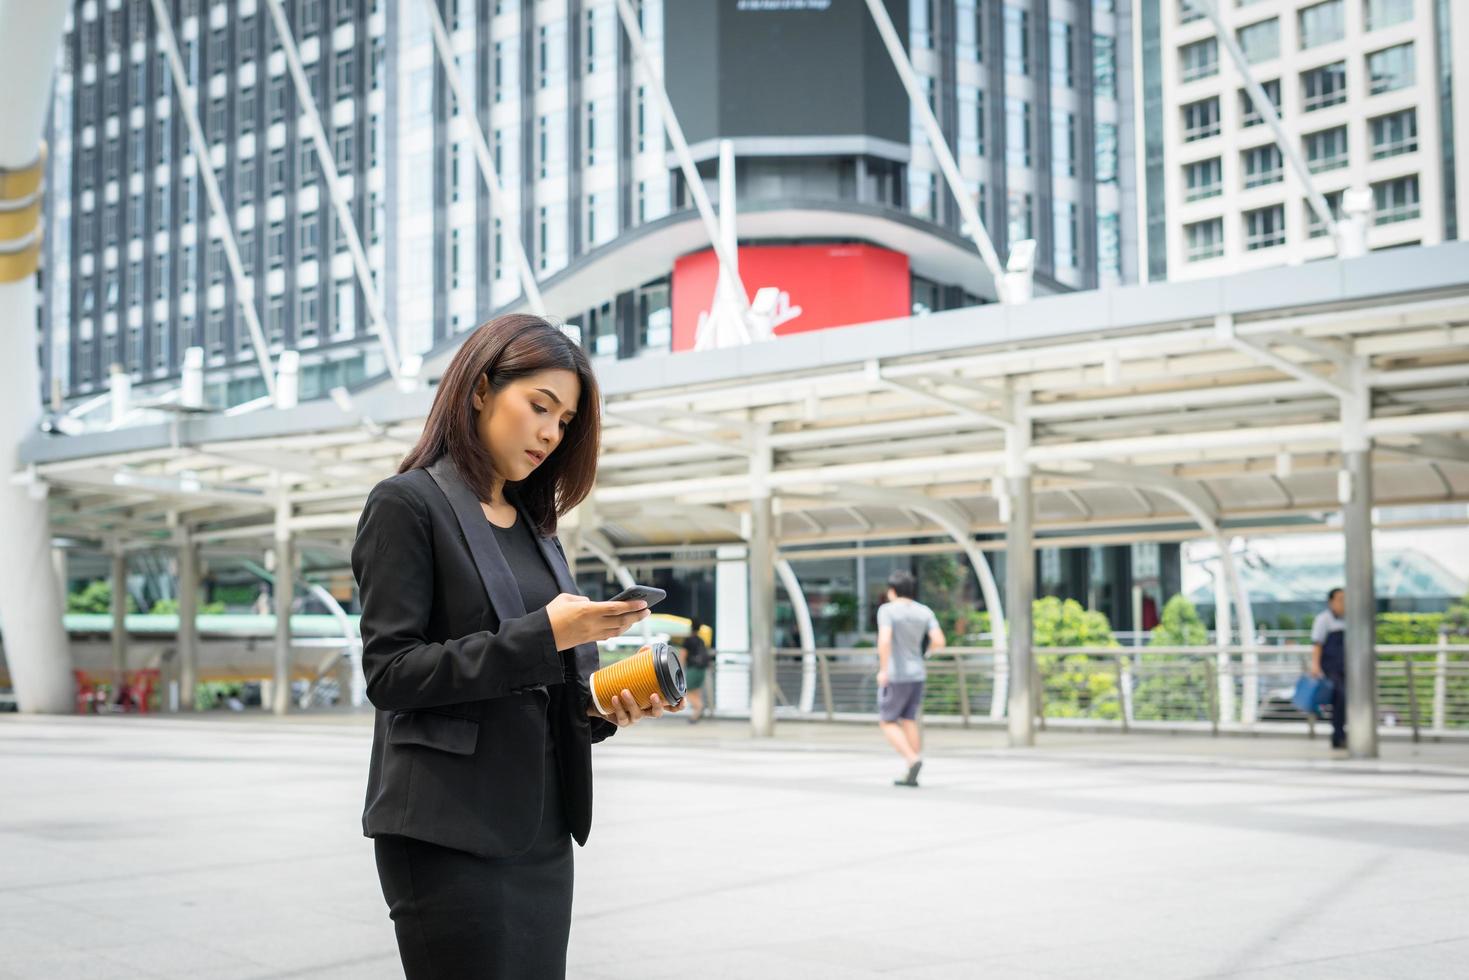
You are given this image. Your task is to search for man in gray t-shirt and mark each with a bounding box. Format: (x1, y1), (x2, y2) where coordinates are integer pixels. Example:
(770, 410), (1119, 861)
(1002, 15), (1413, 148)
(876, 570), (945, 787)
(1310, 587), (1348, 749)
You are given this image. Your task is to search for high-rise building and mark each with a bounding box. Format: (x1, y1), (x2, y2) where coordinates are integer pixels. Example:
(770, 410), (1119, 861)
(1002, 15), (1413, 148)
(1141, 0), (1468, 280)
(38, 0), (1142, 410)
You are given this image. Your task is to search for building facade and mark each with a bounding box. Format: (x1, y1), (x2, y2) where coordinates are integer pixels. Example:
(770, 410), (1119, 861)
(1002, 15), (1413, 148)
(1142, 0), (1467, 280)
(39, 0), (1144, 410)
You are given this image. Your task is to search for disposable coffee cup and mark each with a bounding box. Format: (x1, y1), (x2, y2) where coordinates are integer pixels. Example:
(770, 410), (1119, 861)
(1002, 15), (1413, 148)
(589, 642), (686, 715)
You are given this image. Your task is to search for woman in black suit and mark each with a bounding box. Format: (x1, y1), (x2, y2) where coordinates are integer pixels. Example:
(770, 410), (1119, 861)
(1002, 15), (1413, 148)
(352, 314), (676, 979)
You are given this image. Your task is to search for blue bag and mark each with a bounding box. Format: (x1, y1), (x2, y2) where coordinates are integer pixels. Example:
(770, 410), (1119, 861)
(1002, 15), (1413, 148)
(1292, 674), (1334, 717)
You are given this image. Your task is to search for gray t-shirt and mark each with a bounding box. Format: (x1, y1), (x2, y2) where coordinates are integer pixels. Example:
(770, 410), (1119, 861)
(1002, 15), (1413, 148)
(1311, 610), (1345, 645)
(877, 600), (939, 683)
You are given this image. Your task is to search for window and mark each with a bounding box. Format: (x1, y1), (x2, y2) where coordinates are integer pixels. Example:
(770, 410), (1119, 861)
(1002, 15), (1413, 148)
(450, 227), (464, 290)
(1181, 97), (1221, 142)
(1179, 0), (1204, 25)
(1007, 98), (1031, 168)
(1096, 122), (1119, 182)
(266, 295), (285, 344)
(1054, 202), (1079, 269)
(333, 125), (354, 171)
(298, 211), (319, 259)
(1307, 190), (1345, 238)
(1237, 19), (1279, 65)
(537, 21), (565, 90)
(1005, 6), (1030, 76)
(1184, 157), (1223, 201)
(1365, 0), (1413, 32)
(1240, 80), (1281, 128)
(1242, 144), (1283, 188)
(238, 87), (256, 134)
(1373, 175), (1420, 224)
(957, 0), (982, 62)
(1304, 126), (1349, 173)
(1007, 191), (1033, 244)
(1097, 211), (1121, 282)
(1368, 43), (1415, 95)
(1180, 38), (1218, 82)
(1050, 21), (1074, 89)
(1094, 34), (1117, 98)
(298, 285), (319, 340)
(1244, 205), (1286, 250)
(1052, 113), (1076, 178)
(1298, 1), (1344, 50)
(268, 74), (286, 123)
(267, 147), (286, 191)
(300, 0), (321, 33)
(299, 141), (317, 184)
(238, 156), (255, 204)
(336, 0), (355, 26)
(1186, 218), (1224, 261)
(959, 87), (985, 157)
(1371, 109), (1418, 159)
(334, 50), (354, 94)
(266, 220), (285, 268)
(536, 113), (567, 178)
(1301, 61), (1347, 111)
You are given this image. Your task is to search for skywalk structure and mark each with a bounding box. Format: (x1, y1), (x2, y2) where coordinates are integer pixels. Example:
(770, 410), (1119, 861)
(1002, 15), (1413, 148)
(1, 1), (1467, 762)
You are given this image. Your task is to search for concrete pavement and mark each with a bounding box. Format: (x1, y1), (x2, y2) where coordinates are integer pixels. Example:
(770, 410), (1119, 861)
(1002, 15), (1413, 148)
(2, 712), (1467, 978)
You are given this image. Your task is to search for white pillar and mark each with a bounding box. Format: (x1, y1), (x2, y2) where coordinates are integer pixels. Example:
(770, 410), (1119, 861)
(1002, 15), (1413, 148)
(1343, 449), (1378, 758)
(0, 0), (72, 713)
(272, 501), (293, 716)
(111, 548), (129, 688)
(177, 527), (199, 711)
(774, 559), (818, 713)
(1006, 474), (1035, 747)
(749, 495), (776, 738)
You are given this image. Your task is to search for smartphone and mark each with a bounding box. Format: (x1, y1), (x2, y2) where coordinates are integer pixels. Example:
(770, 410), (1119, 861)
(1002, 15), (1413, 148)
(608, 584), (666, 608)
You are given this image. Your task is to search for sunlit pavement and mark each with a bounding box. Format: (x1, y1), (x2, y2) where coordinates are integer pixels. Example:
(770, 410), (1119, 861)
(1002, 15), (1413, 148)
(3, 713), (1467, 979)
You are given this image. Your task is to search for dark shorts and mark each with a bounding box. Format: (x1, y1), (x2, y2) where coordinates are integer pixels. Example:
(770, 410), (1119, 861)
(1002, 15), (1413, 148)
(879, 681), (925, 722)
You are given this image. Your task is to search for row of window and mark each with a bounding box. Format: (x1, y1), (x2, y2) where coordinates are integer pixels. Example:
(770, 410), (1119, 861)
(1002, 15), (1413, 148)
(1182, 53), (1414, 145)
(1180, 0), (1414, 44)
(1184, 174), (1421, 260)
(1183, 107), (1417, 201)
(1182, 35), (1414, 96)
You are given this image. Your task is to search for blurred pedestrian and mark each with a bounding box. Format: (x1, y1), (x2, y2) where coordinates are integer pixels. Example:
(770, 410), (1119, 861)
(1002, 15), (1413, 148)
(1310, 587), (1348, 750)
(680, 617), (711, 723)
(876, 570), (945, 787)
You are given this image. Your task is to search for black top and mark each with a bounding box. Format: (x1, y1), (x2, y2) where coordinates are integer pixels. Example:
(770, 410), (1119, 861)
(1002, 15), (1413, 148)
(491, 513), (561, 615)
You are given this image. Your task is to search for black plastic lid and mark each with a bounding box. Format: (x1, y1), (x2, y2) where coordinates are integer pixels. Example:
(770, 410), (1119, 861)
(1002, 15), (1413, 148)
(650, 642), (687, 704)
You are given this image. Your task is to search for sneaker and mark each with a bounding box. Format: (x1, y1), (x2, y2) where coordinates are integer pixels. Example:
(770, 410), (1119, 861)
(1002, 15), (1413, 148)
(894, 759), (923, 787)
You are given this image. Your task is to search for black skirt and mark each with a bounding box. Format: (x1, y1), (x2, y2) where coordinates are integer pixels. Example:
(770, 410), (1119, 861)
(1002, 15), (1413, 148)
(375, 728), (573, 979)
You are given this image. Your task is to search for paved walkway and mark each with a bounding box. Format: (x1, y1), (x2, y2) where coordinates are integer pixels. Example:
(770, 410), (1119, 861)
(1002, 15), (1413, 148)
(3, 713), (1467, 978)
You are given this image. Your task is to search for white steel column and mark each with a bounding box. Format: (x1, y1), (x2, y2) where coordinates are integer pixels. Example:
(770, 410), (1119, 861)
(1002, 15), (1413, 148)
(176, 524), (199, 711)
(111, 546), (129, 689)
(748, 429), (776, 737)
(774, 558), (818, 713)
(0, 0), (72, 713)
(272, 497), (293, 716)
(1341, 362), (1378, 758)
(1005, 394), (1035, 746)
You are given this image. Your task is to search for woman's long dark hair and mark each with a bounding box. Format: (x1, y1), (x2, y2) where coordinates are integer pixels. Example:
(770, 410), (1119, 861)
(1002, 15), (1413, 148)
(398, 314), (601, 535)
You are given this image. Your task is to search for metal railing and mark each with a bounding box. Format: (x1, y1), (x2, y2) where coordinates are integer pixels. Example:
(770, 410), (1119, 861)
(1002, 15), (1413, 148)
(700, 642), (1469, 739)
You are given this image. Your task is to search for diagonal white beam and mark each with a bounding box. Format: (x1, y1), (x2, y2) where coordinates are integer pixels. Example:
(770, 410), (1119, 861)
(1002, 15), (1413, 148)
(263, 0), (402, 382)
(419, 0), (544, 315)
(151, 0), (275, 398)
(1217, 315), (1352, 400)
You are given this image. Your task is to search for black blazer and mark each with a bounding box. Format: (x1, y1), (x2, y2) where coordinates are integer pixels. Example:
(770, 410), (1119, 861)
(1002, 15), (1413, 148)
(352, 456), (617, 859)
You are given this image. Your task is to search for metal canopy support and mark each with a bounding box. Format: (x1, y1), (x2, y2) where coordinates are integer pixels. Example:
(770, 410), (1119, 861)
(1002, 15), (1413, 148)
(749, 429), (776, 737)
(177, 523), (199, 711)
(774, 559), (819, 713)
(1341, 362), (1379, 758)
(271, 496), (293, 716)
(149, 0), (276, 399)
(111, 545), (129, 689)
(1005, 392), (1035, 744)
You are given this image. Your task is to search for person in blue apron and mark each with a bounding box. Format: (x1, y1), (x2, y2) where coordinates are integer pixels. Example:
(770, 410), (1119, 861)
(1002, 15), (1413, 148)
(1310, 587), (1348, 749)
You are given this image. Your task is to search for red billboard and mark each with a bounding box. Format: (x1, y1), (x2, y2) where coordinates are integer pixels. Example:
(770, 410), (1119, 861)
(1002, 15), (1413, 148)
(671, 243), (910, 352)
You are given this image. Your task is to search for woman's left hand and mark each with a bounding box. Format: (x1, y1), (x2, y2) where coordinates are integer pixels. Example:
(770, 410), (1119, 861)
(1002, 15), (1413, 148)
(588, 690), (684, 727)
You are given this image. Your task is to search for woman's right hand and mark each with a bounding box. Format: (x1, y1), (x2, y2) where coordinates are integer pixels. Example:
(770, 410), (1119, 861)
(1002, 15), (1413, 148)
(545, 593), (650, 650)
